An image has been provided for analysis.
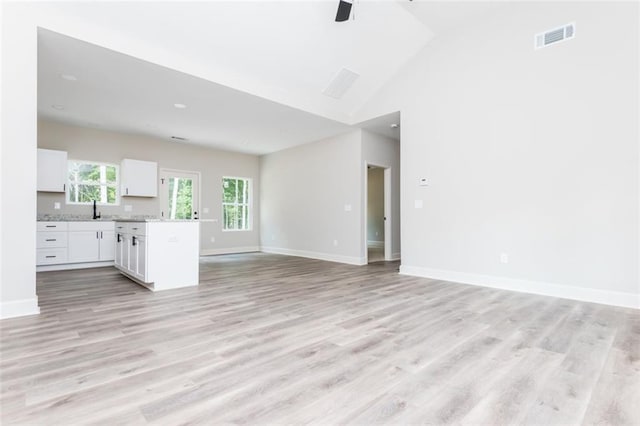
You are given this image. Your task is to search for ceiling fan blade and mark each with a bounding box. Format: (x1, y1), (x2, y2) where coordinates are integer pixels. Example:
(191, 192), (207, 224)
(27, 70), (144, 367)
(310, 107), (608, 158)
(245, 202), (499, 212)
(335, 0), (353, 22)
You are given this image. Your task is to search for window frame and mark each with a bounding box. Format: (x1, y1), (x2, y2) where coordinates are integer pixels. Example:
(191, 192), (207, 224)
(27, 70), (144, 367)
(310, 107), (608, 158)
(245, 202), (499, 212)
(222, 176), (252, 232)
(66, 159), (121, 206)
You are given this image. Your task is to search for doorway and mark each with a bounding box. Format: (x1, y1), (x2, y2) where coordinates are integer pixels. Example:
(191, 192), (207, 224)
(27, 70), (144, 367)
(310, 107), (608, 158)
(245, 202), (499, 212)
(366, 165), (391, 263)
(159, 169), (200, 220)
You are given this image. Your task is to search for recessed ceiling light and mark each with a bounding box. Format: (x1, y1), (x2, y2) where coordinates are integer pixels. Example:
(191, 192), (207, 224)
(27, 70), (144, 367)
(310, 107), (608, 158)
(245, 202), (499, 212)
(390, 123), (399, 129)
(52, 104), (65, 110)
(173, 103), (187, 109)
(61, 74), (77, 81)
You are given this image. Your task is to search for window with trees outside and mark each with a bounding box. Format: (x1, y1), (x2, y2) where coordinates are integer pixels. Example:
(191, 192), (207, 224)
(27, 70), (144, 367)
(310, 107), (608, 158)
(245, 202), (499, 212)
(223, 177), (251, 231)
(67, 160), (119, 205)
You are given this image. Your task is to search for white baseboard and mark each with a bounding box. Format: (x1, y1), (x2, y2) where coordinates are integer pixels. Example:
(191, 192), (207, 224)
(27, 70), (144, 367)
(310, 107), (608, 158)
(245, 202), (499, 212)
(261, 246), (366, 266)
(399, 265), (640, 310)
(367, 240), (384, 249)
(200, 246), (260, 256)
(389, 252), (401, 261)
(1, 298), (40, 319)
(37, 261), (114, 272)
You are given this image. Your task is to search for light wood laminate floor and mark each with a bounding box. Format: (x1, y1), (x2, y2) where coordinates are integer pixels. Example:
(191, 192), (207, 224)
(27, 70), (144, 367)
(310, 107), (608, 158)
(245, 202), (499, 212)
(1, 253), (638, 425)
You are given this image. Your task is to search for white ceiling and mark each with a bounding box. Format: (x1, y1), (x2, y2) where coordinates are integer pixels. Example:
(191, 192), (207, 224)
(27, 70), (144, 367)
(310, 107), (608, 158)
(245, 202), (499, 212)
(36, 1), (499, 155)
(38, 29), (354, 155)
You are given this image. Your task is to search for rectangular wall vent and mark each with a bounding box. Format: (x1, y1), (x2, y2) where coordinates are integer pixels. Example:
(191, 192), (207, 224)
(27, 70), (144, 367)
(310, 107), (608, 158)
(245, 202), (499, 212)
(535, 22), (575, 49)
(323, 68), (359, 99)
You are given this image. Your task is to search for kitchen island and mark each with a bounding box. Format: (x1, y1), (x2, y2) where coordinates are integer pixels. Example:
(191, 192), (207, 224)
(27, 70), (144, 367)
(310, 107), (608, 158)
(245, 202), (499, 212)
(114, 219), (200, 291)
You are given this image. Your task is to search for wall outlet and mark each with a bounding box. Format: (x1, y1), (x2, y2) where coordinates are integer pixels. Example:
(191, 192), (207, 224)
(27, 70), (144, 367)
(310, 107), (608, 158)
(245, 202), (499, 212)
(333, 239), (338, 247)
(344, 204), (352, 212)
(124, 205), (133, 212)
(500, 253), (509, 264)
(210, 237), (215, 243)
(54, 202), (61, 210)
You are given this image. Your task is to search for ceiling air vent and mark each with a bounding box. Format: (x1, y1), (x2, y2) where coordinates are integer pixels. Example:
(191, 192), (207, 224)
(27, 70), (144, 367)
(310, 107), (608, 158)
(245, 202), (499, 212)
(323, 68), (359, 99)
(535, 22), (575, 49)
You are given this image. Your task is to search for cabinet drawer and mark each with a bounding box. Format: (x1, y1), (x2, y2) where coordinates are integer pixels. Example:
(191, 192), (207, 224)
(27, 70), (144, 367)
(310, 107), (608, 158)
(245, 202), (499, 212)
(36, 232), (67, 249)
(126, 223), (147, 236)
(37, 222), (68, 232)
(36, 248), (68, 265)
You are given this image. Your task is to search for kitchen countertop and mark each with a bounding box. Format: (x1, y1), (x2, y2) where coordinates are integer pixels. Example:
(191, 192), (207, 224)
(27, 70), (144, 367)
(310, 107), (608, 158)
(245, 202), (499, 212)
(38, 215), (199, 223)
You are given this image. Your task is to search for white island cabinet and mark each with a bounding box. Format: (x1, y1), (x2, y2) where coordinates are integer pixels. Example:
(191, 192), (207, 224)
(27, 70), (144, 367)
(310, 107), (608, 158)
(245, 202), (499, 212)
(114, 220), (199, 291)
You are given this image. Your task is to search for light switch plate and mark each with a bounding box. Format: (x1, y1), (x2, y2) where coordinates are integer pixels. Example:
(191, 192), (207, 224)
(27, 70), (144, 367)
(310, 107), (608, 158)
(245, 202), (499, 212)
(414, 199), (424, 209)
(344, 204), (352, 212)
(203, 207), (210, 214)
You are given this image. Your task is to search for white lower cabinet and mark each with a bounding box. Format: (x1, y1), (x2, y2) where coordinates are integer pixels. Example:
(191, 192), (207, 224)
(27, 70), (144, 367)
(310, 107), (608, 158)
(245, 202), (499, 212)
(114, 221), (199, 291)
(67, 222), (115, 263)
(36, 222), (69, 265)
(68, 231), (101, 263)
(99, 230), (116, 261)
(37, 221), (115, 268)
(115, 223), (148, 283)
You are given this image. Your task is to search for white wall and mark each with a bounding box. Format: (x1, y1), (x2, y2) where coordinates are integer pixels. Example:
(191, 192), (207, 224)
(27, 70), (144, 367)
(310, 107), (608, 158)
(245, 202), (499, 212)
(38, 120), (261, 254)
(260, 130), (364, 265)
(356, 2), (639, 308)
(361, 130), (401, 260)
(0, 3), (40, 319)
(367, 167), (384, 244)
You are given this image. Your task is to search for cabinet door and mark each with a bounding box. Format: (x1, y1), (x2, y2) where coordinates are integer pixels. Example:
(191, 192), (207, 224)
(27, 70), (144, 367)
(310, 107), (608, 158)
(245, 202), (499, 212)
(114, 232), (123, 267)
(68, 231), (100, 263)
(121, 159), (158, 197)
(135, 236), (147, 281)
(99, 230), (115, 261)
(37, 149), (68, 192)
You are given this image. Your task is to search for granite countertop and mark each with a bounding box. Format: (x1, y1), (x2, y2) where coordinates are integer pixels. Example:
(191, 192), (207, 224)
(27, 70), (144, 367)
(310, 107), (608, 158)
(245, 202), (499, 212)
(38, 214), (157, 222)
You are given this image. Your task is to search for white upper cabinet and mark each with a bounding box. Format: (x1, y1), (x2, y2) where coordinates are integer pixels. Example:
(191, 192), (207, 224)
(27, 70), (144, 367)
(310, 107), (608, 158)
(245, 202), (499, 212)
(37, 148), (68, 192)
(121, 158), (158, 197)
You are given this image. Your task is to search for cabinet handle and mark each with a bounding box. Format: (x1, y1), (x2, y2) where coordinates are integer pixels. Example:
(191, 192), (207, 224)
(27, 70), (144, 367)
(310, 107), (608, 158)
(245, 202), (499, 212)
(45, 225), (56, 228)
(117, 233), (121, 242)
(126, 188), (129, 195)
(45, 255), (56, 258)
(96, 231), (99, 239)
(101, 231), (103, 239)
(63, 183), (66, 191)
(45, 239), (56, 242)
(132, 236), (137, 246)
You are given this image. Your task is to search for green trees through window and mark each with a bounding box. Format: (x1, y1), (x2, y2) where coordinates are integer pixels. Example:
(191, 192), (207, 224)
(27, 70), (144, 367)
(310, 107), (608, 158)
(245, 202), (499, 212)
(223, 177), (250, 230)
(168, 177), (193, 219)
(67, 161), (119, 205)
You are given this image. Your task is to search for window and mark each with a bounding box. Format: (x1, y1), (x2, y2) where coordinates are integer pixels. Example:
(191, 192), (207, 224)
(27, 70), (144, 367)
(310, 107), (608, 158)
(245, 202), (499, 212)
(223, 177), (251, 230)
(67, 160), (119, 205)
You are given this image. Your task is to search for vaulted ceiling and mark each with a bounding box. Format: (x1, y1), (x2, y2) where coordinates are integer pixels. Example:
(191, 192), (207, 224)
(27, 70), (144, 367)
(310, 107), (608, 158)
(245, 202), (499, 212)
(37, 1), (498, 154)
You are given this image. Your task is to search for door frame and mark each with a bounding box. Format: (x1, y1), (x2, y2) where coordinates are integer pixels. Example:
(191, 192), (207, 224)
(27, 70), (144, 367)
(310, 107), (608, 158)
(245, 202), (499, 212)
(363, 161), (392, 263)
(159, 168), (201, 220)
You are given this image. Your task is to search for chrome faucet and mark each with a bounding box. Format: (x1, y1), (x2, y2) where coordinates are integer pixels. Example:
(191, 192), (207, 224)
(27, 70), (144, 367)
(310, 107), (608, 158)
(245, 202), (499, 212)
(93, 200), (101, 220)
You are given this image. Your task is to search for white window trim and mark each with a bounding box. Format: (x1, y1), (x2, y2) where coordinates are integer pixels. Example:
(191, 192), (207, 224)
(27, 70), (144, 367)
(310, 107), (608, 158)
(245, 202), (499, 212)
(222, 176), (252, 232)
(67, 159), (121, 206)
